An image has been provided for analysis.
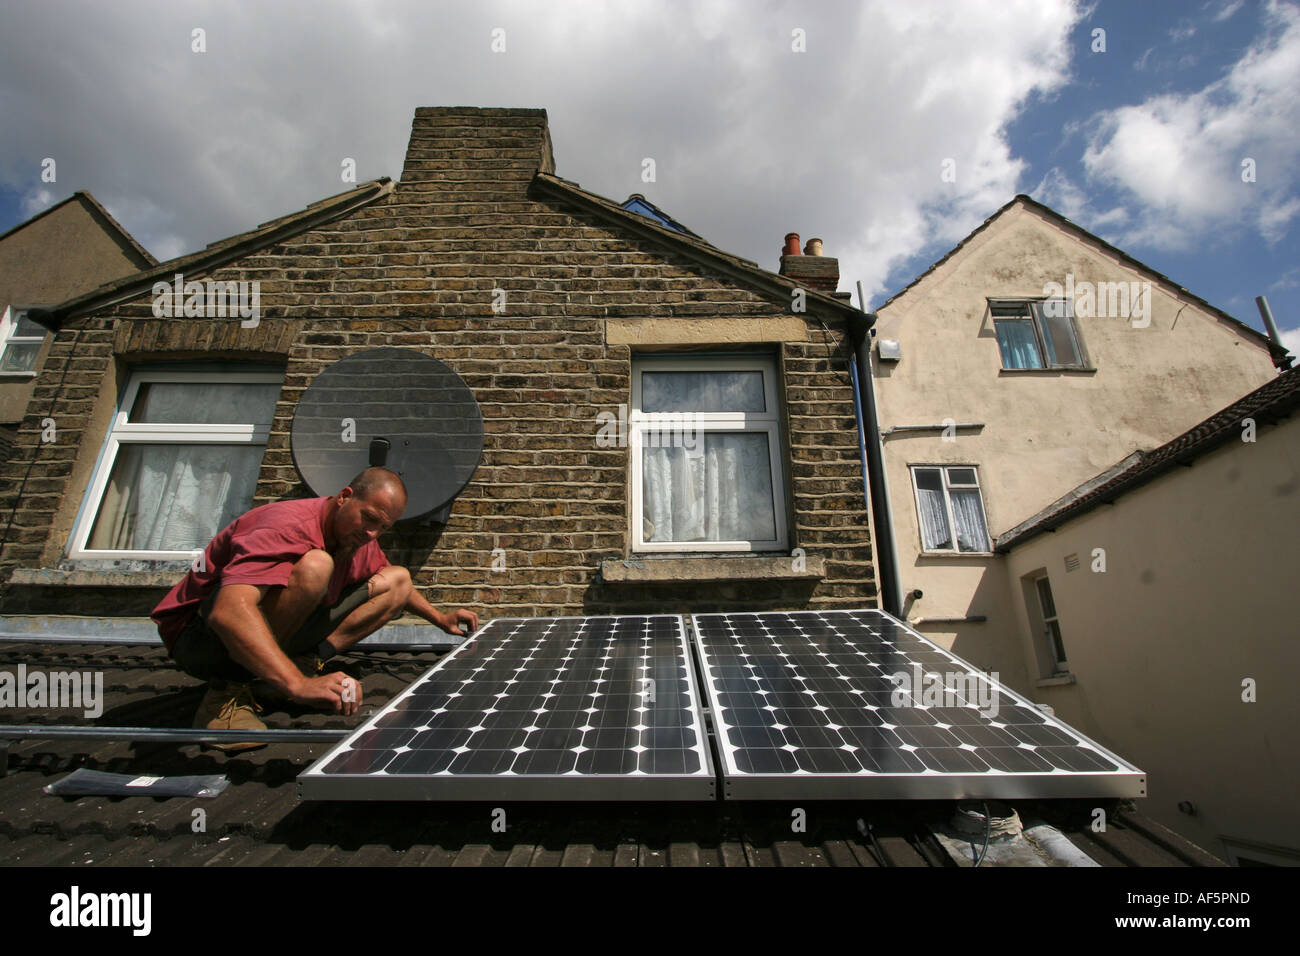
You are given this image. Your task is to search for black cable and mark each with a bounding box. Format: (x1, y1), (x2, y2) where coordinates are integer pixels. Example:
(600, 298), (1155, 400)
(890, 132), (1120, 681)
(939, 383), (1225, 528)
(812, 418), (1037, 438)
(972, 800), (992, 868)
(855, 817), (886, 867)
(816, 316), (855, 388)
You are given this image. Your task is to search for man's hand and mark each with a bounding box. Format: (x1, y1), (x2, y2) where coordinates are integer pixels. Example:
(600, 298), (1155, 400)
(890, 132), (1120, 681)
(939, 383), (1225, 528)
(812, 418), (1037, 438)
(402, 584), (479, 637)
(438, 608), (479, 636)
(289, 672), (363, 716)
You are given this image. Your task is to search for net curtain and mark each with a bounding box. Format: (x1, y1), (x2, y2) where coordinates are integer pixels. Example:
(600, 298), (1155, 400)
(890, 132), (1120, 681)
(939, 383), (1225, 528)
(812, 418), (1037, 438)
(87, 382), (269, 551)
(642, 433), (775, 543)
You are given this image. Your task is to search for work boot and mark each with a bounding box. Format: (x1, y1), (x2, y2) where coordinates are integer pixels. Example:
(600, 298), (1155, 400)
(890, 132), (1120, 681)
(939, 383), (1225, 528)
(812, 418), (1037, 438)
(193, 681), (266, 753)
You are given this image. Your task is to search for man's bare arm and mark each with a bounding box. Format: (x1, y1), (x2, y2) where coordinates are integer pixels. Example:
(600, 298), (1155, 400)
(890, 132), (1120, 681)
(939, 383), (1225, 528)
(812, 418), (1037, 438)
(207, 585), (303, 693)
(206, 584), (359, 713)
(397, 580), (479, 635)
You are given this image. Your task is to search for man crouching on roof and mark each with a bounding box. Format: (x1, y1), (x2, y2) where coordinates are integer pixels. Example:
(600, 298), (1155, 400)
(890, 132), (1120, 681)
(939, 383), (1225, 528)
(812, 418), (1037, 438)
(151, 466), (479, 752)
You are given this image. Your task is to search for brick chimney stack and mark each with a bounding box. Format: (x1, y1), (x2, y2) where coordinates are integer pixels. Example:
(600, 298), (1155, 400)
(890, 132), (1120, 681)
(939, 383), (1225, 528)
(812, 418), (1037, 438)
(400, 107), (556, 193)
(779, 234), (839, 294)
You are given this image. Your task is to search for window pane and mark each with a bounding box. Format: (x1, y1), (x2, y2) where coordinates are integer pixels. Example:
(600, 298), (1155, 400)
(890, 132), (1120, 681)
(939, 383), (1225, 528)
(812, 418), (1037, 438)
(0, 342), (41, 372)
(1048, 621), (1067, 665)
(642, 432), (776, 542)
(1035, 577), (1057, 618)
(990, 303), (1031, 318)
(914, 469), (952, 550)
(1040, 309), (1081, 366)
(994, 320), (1042, 369)
(13, 314), (46, 337)
(947, 467), (977, 486)
(950, 488), (991, 551)
(86, 443), (264, 551)
(641, 370), (765, 413)
(129, 381), (281, 425)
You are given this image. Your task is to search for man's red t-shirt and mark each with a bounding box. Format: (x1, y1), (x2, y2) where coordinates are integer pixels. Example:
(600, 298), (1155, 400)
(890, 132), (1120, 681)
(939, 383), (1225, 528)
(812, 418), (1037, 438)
(151, 496), (389, 653)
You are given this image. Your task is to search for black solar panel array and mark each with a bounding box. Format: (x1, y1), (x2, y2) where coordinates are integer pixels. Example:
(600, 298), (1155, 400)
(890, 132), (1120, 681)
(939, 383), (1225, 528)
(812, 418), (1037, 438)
(300, 609), (1144, 802)
(298, 615), (714, 800)
(692, 609), (1145, 799)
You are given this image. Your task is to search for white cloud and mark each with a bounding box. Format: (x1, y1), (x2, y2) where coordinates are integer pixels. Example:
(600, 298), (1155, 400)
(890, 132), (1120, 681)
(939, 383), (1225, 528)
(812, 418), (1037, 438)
(1033, 167), (1088, 220)
(20, 187), (54, 218)
(1270, 266), (1300, 290)
(802, 0), (1083, 300)
(0, 0), (1083, 306)
(1278, 324), (1300, 359)
(1032, 166), (1130, 233)
(1213, 0), (1246, 22)
(99, 193), (187, 263)
(1079, 1), (1300, 251)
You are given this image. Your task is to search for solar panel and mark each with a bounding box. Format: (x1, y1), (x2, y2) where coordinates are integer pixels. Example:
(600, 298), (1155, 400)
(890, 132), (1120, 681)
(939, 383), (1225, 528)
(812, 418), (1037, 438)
(298, 615), (715, 800)
(691, 609), (1146, 800)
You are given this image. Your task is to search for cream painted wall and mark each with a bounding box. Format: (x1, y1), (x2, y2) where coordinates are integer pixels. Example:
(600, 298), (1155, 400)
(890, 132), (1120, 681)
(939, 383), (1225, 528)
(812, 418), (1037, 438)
(0, 200), (151, 426)
(1004, 413), (1300, 861)
(0, 332), (53, 423)
(871, 201), (1278, 693)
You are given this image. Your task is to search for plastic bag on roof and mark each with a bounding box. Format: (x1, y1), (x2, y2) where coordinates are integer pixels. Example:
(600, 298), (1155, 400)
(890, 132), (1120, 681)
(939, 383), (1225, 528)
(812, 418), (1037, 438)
(43, 768), (229, 798)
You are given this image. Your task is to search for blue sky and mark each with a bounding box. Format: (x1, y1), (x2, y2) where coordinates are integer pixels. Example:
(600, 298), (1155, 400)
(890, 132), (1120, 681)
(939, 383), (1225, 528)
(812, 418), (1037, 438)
(0, 0), (1295, 355)
(1003, 0), (1299, 341)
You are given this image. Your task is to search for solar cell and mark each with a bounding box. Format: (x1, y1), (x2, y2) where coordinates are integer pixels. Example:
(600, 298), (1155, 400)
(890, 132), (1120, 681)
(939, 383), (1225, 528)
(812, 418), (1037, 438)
(298, 615), (715, 800)
(691, 609), (1146, 800)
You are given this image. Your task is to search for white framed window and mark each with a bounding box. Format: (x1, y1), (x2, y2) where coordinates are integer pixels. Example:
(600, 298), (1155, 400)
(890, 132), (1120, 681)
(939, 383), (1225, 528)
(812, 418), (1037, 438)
(910, 465), (992, 553)
(991, 299), (1086, 370)
(1033, 573), (1069, 673)
(629, 355), (788, 553)
(0, 305), (48, 375)
(68, 368), (284, 561)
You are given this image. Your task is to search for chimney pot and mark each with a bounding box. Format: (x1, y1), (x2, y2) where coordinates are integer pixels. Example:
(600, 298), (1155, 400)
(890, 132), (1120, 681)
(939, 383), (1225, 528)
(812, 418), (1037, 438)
(778, 234), (839, 293)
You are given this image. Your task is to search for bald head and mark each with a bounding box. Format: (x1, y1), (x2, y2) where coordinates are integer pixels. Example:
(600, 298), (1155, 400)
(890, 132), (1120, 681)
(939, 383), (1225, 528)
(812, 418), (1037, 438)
(329, 467), (407, 552)
(347, 467), (408, 505)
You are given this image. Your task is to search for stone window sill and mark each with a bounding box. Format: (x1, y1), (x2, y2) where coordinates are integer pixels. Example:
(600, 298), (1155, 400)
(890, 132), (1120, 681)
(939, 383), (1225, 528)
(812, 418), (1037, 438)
(600, 554), (825, 585)
(998, 367), (1097, 376)
(1035, 674), (1077, 688)
(9, 566), (187, 588)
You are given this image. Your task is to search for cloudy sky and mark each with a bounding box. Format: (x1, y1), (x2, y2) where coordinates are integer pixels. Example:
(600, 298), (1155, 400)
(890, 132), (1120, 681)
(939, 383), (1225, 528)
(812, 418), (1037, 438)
(2, 0), (1296, 354)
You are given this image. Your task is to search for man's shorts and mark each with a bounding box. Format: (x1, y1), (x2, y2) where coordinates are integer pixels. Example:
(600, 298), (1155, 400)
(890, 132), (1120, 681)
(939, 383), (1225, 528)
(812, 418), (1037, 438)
(170, 580), (372, 683)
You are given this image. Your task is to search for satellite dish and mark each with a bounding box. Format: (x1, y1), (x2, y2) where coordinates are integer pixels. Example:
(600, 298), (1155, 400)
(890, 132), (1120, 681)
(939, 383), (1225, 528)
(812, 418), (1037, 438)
(291, 347), (484, 523)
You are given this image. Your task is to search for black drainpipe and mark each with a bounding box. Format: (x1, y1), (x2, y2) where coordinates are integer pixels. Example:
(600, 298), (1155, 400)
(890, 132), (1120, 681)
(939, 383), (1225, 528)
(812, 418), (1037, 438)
(846, 305), (902, 618)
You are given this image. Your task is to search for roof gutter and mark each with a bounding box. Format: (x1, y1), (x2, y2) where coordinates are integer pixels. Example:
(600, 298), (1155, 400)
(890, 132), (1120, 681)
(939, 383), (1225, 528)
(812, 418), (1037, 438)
(847, 289), (903, 617)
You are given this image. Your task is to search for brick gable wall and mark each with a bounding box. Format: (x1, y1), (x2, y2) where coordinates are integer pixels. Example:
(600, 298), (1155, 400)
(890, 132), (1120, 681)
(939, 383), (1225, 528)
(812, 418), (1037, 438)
(0, 108), (875, 619)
